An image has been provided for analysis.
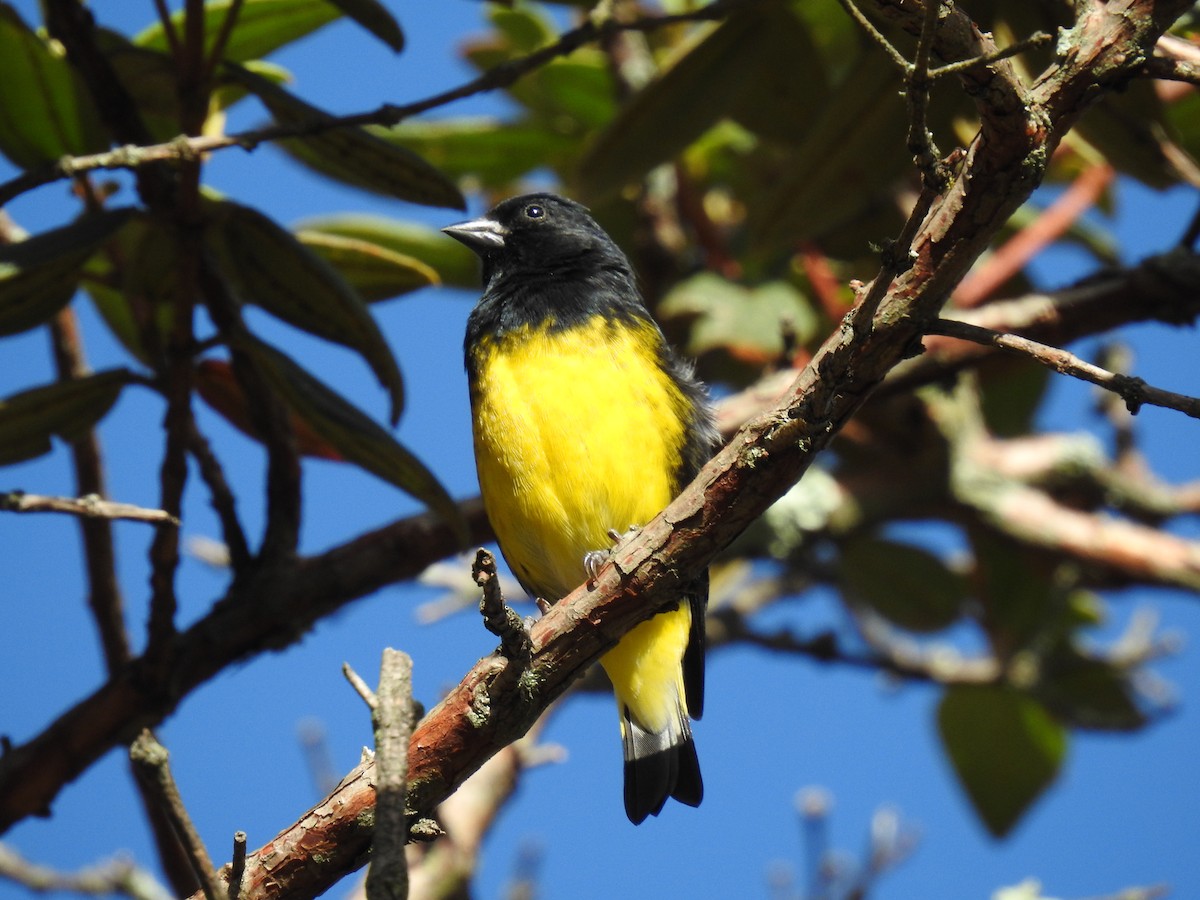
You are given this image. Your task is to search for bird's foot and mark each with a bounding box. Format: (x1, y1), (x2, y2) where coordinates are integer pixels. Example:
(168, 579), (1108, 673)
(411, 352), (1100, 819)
(584, 525), (641, 586)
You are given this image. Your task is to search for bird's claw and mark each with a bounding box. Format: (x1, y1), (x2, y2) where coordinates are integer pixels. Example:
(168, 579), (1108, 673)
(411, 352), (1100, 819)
(584, 525), (642, 585)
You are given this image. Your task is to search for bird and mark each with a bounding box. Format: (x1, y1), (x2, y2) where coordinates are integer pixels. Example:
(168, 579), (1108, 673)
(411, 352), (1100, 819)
(444, 193), (718, 824)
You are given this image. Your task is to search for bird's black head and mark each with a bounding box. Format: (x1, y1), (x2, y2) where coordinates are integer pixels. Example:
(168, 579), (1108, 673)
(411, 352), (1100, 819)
(442, 193), (631, 286)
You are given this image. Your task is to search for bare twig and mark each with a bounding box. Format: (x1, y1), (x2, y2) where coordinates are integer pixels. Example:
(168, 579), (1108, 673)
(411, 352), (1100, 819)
(45, 309), (132, 672)
(472, 549), (533, 669)
(927, 318), (1200, 419)
(365, 650), (416, 900)
(128, 731), (223, 900)
(709, 609), (1002, 685)
(0, 491), (178, 525)
(928, 30), (1053, 79)
(906, 0), (947, 186)
(0, 842), (172, 900)
(186, 424), (251, 571)
(227, 833), (247, 900)
(343, 663), (380, 710)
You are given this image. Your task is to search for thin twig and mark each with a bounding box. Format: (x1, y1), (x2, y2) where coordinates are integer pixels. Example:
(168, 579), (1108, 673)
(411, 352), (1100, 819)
(151, 0), (182, 60)
(227, 832), (247, 900)
(0, 0), (757, 206)
(834, 0), (909, 70)
(203, 0), (246, 85)
(927, 318), (1200, 419)
(342, 663), (379, 710)
(186, 424), (251, 571)
(928, 30), (1053, 78)
(0, 842), (172, 900)
(128, 731), (223, 900)
(0, 491), (179, 524)
(1143, 54), (1200, 85)
(365, 649), (415, 900)
(472, 549), (532, 668)
(709, 610), (1001, 684)
(906, 0), (946, 186)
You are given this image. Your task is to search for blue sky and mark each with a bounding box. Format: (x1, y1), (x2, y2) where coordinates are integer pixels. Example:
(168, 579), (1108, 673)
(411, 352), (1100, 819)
(2, 3), (1199, 899)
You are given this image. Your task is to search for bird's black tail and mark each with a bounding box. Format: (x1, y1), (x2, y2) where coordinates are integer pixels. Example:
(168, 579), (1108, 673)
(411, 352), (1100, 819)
(621, 704), (703, 825)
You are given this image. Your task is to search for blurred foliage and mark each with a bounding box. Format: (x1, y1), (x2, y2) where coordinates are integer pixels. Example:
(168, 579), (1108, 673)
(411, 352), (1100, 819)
(0, 0), (1193, 858)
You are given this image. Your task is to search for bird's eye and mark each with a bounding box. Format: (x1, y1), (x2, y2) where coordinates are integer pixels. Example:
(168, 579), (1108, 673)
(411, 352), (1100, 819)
(524, 204), (545, 220)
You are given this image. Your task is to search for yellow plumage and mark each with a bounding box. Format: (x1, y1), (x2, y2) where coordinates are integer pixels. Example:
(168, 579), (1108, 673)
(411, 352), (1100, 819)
(471, 315), (693, 736)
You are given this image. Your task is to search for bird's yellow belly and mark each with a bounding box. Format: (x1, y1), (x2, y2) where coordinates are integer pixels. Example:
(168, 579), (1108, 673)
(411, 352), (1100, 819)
(471, 316), (687, 600)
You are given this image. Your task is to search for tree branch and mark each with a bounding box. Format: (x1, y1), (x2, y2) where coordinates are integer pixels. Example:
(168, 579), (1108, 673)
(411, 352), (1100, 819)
(926, 318), (1200, 418)
(0, 0), (760, 207)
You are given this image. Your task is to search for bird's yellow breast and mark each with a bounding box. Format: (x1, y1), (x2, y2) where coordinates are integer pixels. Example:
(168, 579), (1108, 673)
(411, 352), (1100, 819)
(470, 314), (689, 601)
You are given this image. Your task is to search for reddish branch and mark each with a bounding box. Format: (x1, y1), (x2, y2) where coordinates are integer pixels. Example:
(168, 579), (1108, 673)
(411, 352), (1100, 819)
(1, 5), (1194, 900)
(954, 164), (1116, 308)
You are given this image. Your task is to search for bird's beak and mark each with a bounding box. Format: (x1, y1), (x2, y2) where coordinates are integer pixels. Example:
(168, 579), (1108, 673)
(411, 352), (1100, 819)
(442, 217), (508, 253)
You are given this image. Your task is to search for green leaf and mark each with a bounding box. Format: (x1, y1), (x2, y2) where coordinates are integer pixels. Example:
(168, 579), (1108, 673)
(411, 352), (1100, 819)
(970, 530), (1059, 658)
(576, 11), (770, 197)
(727, 4), (829, 145)
(205, 199), (405, 424)
(296, 229), (439, 303)
(82, 213), (184, 366)
(0, 5), (109, 168)
(1072, 84), (1188, 190)
(243, 339), (463, 534)
(838, 537), (966, 633)
(750, 50), (908, 245)
(0, 369), (133, 466)
(0, 208), (136, 337)
(224, 63), (464, 209)
(1037, 651), (1148, 732)
(658, 273), (818, 383)
(324, 0), (404, 52)
(938, 685), (1066, 837)
(99, 28), (289, 141)
(295, 214), (481, 289)
(95, 29), (180, 142)
(382, 117), (580, 189)
(463, 7), (614, 134)
(135, 0), (340, 62)
(978, 358), (1050, 438)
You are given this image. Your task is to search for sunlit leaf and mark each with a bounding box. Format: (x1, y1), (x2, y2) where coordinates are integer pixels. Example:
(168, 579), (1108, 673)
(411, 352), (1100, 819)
(463, 6), (614, 131)
(205, 199), (405, 424)
(939, 685), (1066, 837)
(0, 208), (136, 337)
(225, 63), (465, 209)
(135, 0), (339, 62)
(296, 214), (481, 289)
(838, 537), (966, 633)
(325, 0), (404, 51)
(242, 339), (463, 534)
(0, 5), (109, 168)
(297, 229), (439, 302)
(658, 273), (818, 383)
(0, 369), (134, 466)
